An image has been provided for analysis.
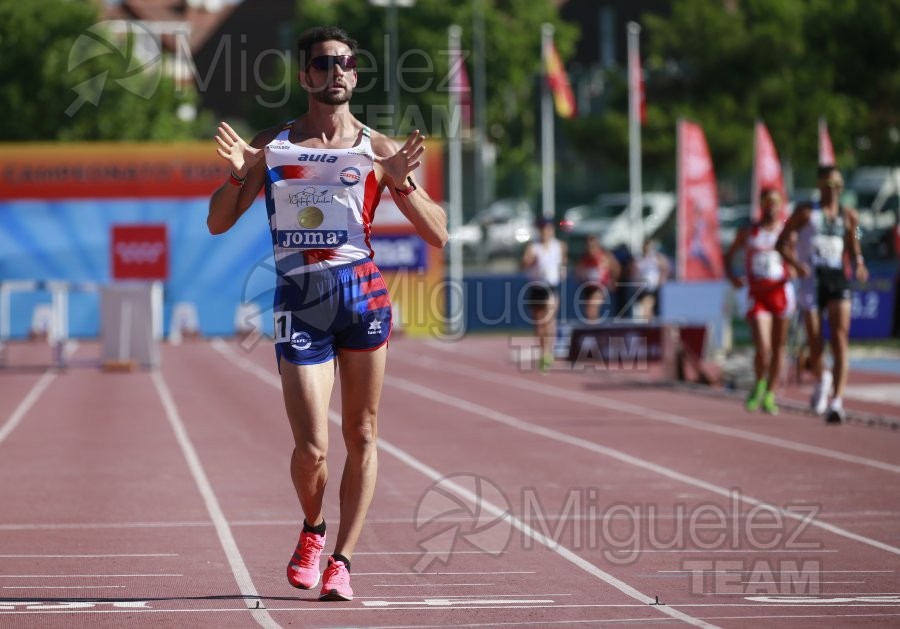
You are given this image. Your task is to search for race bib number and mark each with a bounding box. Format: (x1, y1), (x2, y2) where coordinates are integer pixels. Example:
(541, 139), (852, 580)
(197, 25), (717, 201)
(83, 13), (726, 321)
(812, 234), (843, 268)
(273, 310), (292, 342)
(750, 250), (784, 280)
(273, 184), (349, 249)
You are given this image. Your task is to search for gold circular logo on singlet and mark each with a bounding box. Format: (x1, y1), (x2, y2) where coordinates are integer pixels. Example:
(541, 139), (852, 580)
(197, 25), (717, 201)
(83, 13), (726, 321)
(298, 206), (324, 229)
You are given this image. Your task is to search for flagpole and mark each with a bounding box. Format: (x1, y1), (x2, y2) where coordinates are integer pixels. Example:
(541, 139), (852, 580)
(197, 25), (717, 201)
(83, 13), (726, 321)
(447, 25), (464, 336)
(627, 21), (643, 255)
(541, 23), (555, 221)
(818, 116), (825, 166)
(473, 0), (487, 212)
(751, 120), (760, 221)
(675, 118), (684, 280)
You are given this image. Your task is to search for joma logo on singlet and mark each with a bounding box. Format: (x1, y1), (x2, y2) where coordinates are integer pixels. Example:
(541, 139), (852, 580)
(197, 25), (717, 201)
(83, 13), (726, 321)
(298, 154), (339, 163)
(279, 230), (347, 248)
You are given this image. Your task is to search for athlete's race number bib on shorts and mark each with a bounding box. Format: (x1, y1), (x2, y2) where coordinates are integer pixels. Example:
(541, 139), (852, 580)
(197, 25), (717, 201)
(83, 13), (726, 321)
(750, 250), (785, 280)
(273, 183), (350, 249)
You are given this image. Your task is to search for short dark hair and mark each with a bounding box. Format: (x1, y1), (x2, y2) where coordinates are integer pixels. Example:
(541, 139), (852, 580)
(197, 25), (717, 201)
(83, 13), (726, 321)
(296, 26), (358, 66)
(759, 186), (779, 200)
(817, 164), (838, 179)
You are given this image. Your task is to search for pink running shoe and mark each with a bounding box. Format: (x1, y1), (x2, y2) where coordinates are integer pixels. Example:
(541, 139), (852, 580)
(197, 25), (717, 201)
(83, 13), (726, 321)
(319, 556), (353, 601)
(286, 531), (325, 589)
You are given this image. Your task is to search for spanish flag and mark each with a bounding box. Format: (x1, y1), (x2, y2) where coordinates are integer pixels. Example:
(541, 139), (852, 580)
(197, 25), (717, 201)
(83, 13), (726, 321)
(544, 40), (576, 119)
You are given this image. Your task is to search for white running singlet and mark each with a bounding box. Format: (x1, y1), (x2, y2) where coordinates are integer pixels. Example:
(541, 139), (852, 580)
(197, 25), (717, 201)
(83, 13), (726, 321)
(527, 239), (564, 287)
(264, 124), (381, 276)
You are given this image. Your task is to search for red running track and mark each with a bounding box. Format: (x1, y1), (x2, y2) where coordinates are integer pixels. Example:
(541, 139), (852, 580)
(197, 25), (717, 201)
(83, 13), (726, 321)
(0, 335), (899, 628)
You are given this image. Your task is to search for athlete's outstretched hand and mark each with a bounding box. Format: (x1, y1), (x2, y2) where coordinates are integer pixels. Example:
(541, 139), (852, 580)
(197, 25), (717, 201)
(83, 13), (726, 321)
(376, 130), (425, 188)
(215, 122), (262, 177)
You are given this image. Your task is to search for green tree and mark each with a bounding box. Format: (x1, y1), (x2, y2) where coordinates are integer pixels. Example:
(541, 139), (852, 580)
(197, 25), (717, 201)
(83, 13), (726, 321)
(565, 0), (900, 198)
(273, 0), (576, 199)
(0, 0), (210, 141)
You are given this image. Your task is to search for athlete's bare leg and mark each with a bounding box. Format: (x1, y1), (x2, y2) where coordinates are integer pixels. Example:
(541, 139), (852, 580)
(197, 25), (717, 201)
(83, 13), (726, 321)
(801, 308), (824, 378)
(280, 358), (337, 528)
(532, 295), (558, 365)
(767, 315), (791, 394)
(750, 314), (773, 382)
(636, 294), (656, 321)
(827, 299), (852, 399)
(542, 295), (559, 360)
(332, 344), (387, 560)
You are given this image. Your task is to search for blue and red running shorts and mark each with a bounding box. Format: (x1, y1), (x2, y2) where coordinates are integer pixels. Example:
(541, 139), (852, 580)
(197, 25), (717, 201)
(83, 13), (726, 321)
(273, 258), (392, 366)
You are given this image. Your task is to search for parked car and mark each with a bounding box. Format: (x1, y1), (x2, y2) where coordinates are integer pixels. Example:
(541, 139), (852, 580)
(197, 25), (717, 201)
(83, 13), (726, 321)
(849, 167), (900, 259)
(561, 192), (676, 253)
(456, 198), (536, 260)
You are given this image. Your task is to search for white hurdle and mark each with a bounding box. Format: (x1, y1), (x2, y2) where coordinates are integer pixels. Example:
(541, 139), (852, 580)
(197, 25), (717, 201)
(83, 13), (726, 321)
(0, 280), (91, 368)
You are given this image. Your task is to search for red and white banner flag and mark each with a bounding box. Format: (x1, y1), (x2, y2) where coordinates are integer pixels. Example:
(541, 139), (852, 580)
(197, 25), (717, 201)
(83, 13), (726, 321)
(818, 117), (835, 166)
(676, 120), (723, 281)
(449, 39), (472, 129)
(751, 121), (788, 222)
(628, 47), (646, 125)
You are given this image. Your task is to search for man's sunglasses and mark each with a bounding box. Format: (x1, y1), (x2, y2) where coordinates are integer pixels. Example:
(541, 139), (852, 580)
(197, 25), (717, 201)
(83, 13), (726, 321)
(307, 55), (357, 71)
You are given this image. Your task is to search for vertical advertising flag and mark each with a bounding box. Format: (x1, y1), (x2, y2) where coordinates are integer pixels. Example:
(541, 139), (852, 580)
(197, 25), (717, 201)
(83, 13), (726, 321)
(628, 45), (647, 126)
(676, 120), (724, 281)
(544, 39), (576, 119)
(449, 36), (472, 129)
(751, 121), (788, 222)
(818, 117), (835, 166)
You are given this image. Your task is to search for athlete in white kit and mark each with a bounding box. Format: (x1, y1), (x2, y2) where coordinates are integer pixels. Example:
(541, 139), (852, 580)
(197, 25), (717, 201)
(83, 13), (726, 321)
(521, 217), (566, 372)
(776, 165), (868, 423)
(207, 26), (447, 600)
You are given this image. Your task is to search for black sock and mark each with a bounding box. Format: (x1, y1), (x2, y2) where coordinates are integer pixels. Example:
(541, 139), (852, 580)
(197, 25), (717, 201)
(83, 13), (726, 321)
(331, 553), (351, 571)
(302, 519), (326, 536)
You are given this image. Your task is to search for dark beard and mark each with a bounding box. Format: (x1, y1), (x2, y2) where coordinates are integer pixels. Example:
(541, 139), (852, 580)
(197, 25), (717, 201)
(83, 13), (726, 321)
(311, 84), (353, 105)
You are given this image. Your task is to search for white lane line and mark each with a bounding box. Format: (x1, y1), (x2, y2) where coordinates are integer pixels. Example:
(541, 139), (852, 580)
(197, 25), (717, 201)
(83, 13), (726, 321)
(635, 550), (836, 553)
(385, 373), (900, 558)
(4, 602), (900, 616)
(0, 574), (182, 578)
(409, 352), (900, 475)
(660, 570), (894, 574)
(0, 521), (211, 531)
(3, 586), (126, 590)
(0, 554), (178, 558)
(353, 550), (497, 555)
(151, 372), (280, 629)
(0, 371), (55, 446)
(373, 583), (494, 587)
(211, 339), (719, 629)
(354, 571), (535, 576)
(358, 511), (900, 523)
(364, 598), (554, 607)
(374, 436), (718, 629)
(704, 614), (900, 622)
(353, 593), (574, 599)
